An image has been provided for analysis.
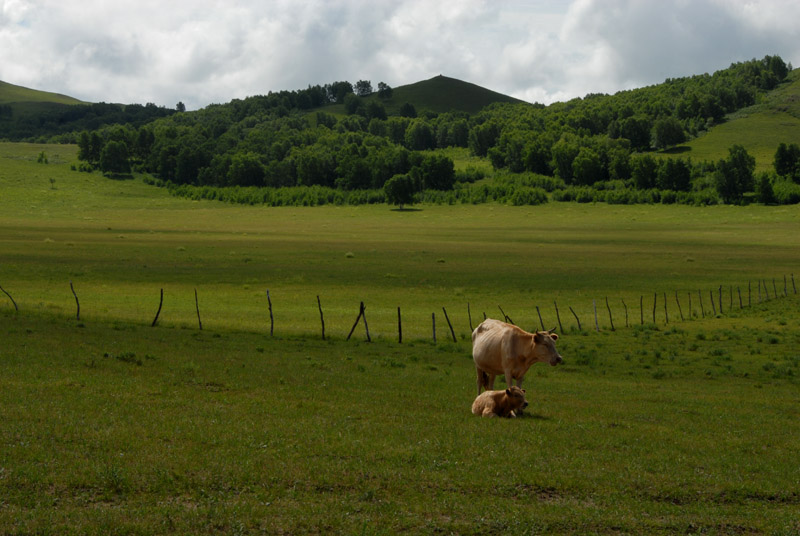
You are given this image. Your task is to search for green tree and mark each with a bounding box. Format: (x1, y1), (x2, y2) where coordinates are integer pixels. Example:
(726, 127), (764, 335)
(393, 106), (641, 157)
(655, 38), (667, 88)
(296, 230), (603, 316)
(773, 142), (800, 180)
(550, 135), (581, 182)
(354, 80), (373, 96)
(377, 82), (393, 99)
(344, 93), (362, 115)
(414, 154), (455, 190)
(755, 171), (777, 205)
(652, 117), (685, 150)
(98, 140), (131, 174)
(384, 173), (416, 208)
(228, 152), (265, 186)
(404, 120), (435, 151)
(631, 154), (658, 189)
(656, 158), (691, 191)
(399, 102), (417, 118)
(572, 147), (603, 186)
(715, 145), (755, 203)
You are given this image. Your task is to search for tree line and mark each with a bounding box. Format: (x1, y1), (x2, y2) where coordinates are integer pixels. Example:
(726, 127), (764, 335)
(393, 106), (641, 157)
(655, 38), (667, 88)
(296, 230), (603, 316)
(70, 56), (800, 206)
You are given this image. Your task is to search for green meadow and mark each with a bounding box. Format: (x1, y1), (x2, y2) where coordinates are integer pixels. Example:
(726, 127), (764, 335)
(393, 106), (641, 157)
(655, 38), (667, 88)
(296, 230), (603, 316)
(2, 142), (800, 534)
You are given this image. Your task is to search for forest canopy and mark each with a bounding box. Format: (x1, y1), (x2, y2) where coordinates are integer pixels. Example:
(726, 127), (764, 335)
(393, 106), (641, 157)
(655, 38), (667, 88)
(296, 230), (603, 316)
(66, 55), (799, 205)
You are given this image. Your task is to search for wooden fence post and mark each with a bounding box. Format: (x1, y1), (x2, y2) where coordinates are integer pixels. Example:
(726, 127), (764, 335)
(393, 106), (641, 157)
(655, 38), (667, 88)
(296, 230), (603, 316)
(593, 300), (599, 332)
(0, 284), (18, 311)
(554, 301), (564, 333)
(346, 302), (364, 341)
(640, 295), (644, 325)
(432, 313), (437, 343)
(195, 288), (202, 330)
(675, 291), (684, 321)
(784, 275), (788, 297)
(622, 299), (629, 328)
(442, 307), (456, 342)
(792, 274), (796, 294)
(266, 290), (274, 336)
(605, 297), (614, 331)
(317, 295), (325, 340)
(709, 290), (716, 315)
(362, 303), (371, 342)
(773, 278), (778, 299)
(151, 288), (163, 327)
(698, 290), (705, 318)
(467, 303), (473, 333)
(738, 287), (743, 309)
(663, 292), (668, 324)
(70, 281), (80, 321)
(498, 305), (513, 325)
(536, 306), (545, 331)
(718, 285), (723, 315)
(398, 307), (402, 344)
(652, 293), (657, 324)
(569, 306), (582, 331)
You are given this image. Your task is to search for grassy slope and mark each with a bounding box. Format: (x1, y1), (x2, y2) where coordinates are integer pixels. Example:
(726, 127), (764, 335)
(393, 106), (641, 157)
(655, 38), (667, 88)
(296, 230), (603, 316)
(2, 142), (800, 533)
(0, 79), (85, 105)
(667, 70), (800, 170)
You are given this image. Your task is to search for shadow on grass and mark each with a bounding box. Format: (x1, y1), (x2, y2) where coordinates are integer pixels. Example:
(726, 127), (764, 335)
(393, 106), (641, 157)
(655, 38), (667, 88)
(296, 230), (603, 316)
(661, 145), (692, 154)
(390, 207), (423, 212)
(518, 412), (551, 420)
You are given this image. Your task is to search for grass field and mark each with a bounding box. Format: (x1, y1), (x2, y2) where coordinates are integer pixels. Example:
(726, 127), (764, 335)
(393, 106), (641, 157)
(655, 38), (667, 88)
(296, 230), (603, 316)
(2, 142), (800, 534)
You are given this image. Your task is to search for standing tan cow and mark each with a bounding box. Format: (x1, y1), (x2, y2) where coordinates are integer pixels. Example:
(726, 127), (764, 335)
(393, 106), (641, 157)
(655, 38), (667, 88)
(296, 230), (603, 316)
(472, 318), (563, 395)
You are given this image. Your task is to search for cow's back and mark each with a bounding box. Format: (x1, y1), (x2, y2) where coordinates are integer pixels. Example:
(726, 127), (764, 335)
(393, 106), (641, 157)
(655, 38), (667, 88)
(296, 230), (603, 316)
(472, 319), (517, 374)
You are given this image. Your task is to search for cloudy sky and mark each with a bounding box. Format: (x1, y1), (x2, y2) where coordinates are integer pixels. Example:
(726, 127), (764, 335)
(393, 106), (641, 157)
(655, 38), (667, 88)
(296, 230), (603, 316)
(1, 0), (798, 110)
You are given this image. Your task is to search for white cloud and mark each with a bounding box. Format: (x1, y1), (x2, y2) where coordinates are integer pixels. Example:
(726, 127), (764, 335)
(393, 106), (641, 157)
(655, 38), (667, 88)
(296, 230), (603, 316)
(0, 0), (797, 109)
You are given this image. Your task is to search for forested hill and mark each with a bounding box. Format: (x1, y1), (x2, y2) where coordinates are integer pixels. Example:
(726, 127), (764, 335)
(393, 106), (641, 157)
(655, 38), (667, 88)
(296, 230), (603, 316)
(0, 80), (176, 142)
(384, 75), (527, 114)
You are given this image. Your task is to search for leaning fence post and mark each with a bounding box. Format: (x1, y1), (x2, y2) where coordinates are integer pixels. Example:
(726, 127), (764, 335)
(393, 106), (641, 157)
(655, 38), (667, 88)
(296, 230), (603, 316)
(710, 290), (716, 315)
(151, 288), (163, 327)
(70, 281), (80, 321)
(792, 274), (796, 294)
(593, 300), (599, 332)
(554, 301), (564, 333)
(738, 287), (743, 309)
(467, 302), (473, 333)
(266, 290), (274, 336)
(346, 302), (364, 341)
(605, 297), (614, 331)
(317, 295), (325, 340)
(536, 306), (545, 331)
(622, 299), (629, 328)
(0, 284), (18, 311)
(675, 291), (684, 321)
(569, 306), (582, 331)
(442, 307), (456, 342)
(195, 288), (202, 330)
(773, 278), (778, 299)
(663, 292), (668, 324)
(498, 305), (514, 325)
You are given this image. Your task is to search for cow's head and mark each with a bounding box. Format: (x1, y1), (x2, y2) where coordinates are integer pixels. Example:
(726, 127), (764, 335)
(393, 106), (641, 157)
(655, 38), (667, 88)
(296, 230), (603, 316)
(533, 329), (564, 366)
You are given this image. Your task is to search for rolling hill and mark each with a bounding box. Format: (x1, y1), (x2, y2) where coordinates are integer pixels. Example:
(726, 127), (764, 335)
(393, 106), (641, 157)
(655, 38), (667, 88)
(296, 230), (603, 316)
(381, 75), (527, 114)
(671, 69), (800, 170)
(0, 80), (84, 105)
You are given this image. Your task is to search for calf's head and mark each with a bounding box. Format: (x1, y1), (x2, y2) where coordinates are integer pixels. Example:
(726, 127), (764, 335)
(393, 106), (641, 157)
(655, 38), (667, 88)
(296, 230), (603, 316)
(505, 386), (528, 411)
(533, 330), (564, 366)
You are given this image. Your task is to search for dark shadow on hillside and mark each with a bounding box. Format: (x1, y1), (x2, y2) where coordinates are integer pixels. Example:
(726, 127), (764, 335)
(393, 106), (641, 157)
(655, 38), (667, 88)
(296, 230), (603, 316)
(103, 173), (135, 181)
(661, 145), (691, 154)
(390, 207), (423, 212)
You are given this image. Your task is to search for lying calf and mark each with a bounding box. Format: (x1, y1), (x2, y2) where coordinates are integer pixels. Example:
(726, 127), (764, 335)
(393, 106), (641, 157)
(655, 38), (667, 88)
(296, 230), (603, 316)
(471, 386), (528, 418)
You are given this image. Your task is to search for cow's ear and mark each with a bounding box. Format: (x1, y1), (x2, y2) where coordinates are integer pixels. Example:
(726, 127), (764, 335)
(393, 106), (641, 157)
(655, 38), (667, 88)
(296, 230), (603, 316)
(505, 388), (511, 396)
(533, 333), (542, 343)
(550, 333), (559, 341)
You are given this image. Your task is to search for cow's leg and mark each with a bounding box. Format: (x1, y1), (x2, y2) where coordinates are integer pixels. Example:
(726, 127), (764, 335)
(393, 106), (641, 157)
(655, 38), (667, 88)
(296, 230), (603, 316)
(487, 374), (496, 391)
(476, 367), (489, 395)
